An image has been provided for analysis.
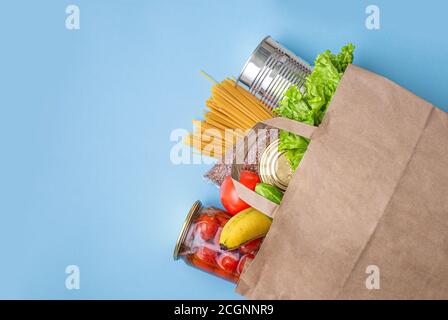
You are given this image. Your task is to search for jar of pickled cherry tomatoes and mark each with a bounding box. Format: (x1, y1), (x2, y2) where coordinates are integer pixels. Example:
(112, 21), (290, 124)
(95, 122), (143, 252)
(173, 200), (262, 283)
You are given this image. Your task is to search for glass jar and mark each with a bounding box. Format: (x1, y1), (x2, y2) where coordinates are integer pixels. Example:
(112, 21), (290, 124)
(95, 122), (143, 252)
(173, 200), (261, 283)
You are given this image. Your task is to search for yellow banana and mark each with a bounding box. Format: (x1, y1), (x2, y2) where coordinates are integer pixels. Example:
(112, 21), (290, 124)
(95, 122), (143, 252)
(219, 207), (272, 250)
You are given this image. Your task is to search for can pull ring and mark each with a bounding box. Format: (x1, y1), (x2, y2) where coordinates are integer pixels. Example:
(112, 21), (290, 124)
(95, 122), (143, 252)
(231, 178), (278, 219)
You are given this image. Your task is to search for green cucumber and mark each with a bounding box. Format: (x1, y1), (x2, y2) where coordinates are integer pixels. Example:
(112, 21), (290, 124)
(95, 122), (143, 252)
(255, 183), (284, 205)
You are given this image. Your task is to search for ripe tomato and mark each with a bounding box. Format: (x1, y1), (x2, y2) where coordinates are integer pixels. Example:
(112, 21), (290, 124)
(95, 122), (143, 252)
(239, 170), (261, 190)
(217, 253), (239, 273)
(220, 171), (260, 215)
(237, 253), (255, 275)
(239, 238), (262, 255)
(195, 215), (218, 241)
(195, 246), (217, 266)
(189, 256), (215, 274)
(215, 215), (229, 228)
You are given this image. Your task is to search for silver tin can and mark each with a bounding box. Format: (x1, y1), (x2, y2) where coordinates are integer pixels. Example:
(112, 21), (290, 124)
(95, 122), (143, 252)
(259, 139), (293, 191)
(237, 36), (313, 109)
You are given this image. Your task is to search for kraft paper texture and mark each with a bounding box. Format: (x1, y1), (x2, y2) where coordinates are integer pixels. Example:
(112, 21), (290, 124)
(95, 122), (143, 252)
(234, 65), (448, 299)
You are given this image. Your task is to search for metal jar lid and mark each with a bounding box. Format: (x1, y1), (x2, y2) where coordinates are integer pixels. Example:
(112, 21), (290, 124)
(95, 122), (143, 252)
(173, 200), (202, 260)
(259, 139), (293, 191)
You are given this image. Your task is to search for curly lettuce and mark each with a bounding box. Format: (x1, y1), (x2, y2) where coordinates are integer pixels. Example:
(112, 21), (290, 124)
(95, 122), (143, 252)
(274, 43), (355, 170)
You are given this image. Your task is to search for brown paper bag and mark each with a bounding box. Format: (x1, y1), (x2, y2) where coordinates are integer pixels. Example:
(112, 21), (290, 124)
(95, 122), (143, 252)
(233, 64), (448, 300)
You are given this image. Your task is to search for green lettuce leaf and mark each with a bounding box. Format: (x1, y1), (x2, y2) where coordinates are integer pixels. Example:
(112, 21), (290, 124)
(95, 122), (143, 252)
(274, 43), (355, 170)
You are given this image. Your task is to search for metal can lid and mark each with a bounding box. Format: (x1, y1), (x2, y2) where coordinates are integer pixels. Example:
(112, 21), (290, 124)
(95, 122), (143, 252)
(259, 139), (293, 191)
(173, 200), (203, 260)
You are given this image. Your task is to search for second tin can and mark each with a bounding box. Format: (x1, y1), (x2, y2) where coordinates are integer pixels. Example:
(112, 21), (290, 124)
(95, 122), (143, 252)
(259, 139), (293, 191)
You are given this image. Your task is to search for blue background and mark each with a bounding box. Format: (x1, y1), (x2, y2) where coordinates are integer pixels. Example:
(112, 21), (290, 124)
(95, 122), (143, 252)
(0, 0), (446, 299)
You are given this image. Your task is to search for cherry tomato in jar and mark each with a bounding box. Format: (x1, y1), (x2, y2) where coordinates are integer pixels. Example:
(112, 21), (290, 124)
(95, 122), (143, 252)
(189, 256), (215, 274)
(237, 253), (255, 275)
(217, 253), (239, 273)
(220, 171), (260, 215)
(215, 215), (229, 228)
(195, 246), (217, 266)
(195, 215), (219, 241)
(239, 238), (262, 255)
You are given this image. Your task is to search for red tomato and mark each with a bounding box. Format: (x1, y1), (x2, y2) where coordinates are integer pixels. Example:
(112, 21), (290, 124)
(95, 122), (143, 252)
(195, 215), (218, 241)
(217, 253), (239, 273)
(216, 215), (229, 228)
(195, 246), (217, 266)
(237, 253), (255, 275)
(239, 170), (261, 190)
(239, 238), (262, 255)
(220, 171), (260, 215)
(220, 176), (248, 215)
(189, 256), (215, 274)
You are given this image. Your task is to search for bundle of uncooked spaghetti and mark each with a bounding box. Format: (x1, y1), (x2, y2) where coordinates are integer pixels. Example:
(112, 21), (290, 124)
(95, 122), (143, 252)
(185, 73), (274, 159)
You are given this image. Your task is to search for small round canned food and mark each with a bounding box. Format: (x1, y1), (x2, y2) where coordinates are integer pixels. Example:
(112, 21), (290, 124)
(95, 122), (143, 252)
(173, 201), (261, 283)
(259, 139), (293, 191)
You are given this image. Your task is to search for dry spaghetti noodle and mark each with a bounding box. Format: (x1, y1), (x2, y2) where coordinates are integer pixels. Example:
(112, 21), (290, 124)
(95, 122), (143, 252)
(185, 72), (274, 159)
